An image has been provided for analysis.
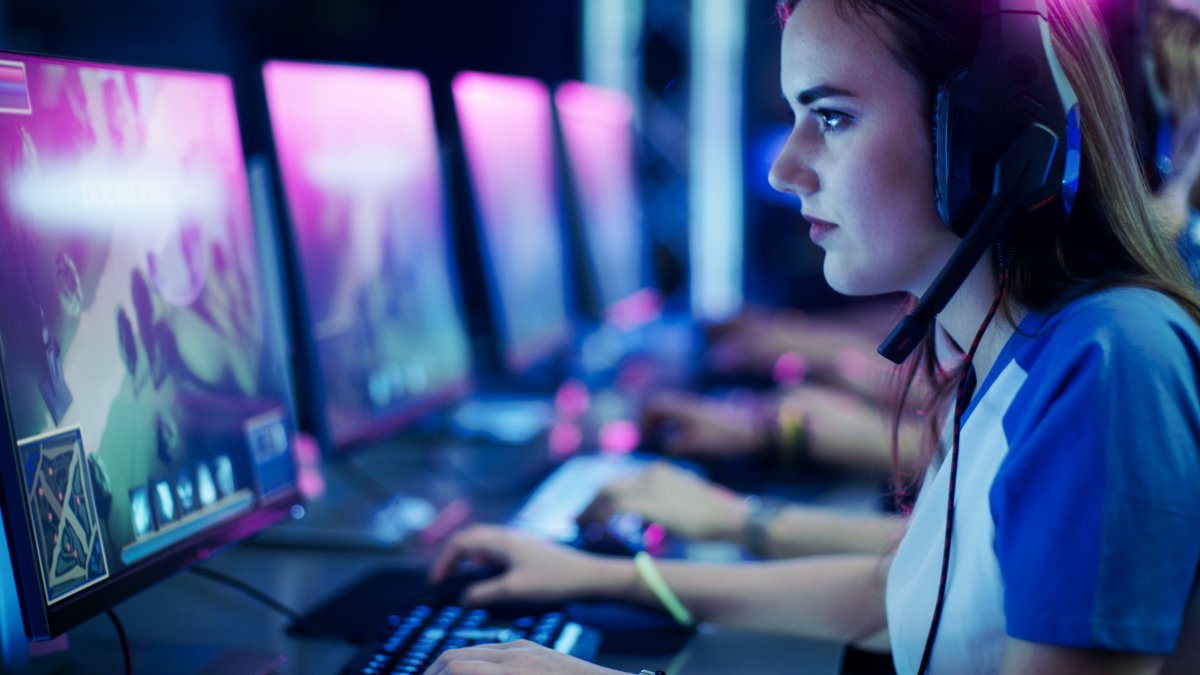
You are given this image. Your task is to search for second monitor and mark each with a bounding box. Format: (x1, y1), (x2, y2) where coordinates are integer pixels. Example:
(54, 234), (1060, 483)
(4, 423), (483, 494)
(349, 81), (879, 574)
(263, 60), (474, 453)
(452, 70), (574, 380)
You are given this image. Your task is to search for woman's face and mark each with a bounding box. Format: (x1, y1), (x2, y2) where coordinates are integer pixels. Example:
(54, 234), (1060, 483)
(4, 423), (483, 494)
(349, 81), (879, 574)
(769, 0), (960, 297)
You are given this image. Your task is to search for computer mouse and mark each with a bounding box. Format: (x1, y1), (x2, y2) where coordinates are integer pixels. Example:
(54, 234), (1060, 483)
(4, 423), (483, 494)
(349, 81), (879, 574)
(432, 560), (506, 604)
(434, 560), (559, 620)
(575, 512), (651, 557)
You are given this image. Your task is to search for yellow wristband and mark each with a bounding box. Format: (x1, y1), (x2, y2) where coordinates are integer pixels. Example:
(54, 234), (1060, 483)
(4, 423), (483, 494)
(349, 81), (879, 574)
(634, 551), (695, 628)
(777, 403), (807, 475)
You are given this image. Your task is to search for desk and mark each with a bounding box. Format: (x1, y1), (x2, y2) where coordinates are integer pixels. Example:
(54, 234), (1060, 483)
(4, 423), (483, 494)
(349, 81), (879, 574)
(27, 440), (849, 674)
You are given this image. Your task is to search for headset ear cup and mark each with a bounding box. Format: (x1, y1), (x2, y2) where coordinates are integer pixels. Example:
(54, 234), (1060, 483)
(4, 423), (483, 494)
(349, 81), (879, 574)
(934, 69), (969, 235)
(933, 78), (951, 229)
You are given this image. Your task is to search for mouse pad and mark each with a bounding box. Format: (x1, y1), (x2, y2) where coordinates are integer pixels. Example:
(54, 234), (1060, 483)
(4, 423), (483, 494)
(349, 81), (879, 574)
(567, 601), (693, 656)
(289, 566), (462, 643)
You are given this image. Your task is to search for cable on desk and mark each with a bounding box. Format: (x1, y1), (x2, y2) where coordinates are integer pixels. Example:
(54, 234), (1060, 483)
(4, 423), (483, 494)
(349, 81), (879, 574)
(188, 565), (341, 640)
(105, 608), (133, 675)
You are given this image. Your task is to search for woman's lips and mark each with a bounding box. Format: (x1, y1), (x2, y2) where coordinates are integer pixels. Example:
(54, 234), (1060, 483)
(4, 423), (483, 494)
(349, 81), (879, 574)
(804, 215), (838, 243)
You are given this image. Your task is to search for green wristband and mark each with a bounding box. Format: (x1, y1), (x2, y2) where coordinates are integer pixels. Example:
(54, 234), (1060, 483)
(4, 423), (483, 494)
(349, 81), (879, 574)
(634, 551), (696, 628)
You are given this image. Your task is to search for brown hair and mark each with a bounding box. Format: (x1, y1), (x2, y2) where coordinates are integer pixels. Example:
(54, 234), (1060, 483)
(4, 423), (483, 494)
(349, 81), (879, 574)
(778, 0), (1200, 490)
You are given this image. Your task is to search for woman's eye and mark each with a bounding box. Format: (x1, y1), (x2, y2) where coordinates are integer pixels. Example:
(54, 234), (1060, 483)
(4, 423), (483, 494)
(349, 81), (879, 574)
(814, 108), (850, 134)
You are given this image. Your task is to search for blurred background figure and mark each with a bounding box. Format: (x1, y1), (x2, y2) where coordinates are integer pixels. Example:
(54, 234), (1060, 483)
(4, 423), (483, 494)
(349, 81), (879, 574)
(1149, 0), (1200, 283)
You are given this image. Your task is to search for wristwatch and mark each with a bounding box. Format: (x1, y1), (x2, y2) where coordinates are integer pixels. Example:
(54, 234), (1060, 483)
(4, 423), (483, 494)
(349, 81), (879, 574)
(743, 494), (787, 558)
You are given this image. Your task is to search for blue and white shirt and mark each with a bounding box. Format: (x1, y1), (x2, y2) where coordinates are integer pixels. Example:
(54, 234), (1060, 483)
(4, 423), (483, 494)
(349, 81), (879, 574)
(886, 287), (1200, 674)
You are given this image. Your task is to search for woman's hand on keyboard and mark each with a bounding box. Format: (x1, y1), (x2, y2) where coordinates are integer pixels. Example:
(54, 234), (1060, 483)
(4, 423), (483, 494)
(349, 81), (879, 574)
(579, 462), (747, 542)
(426, 640), (623, 675)
(429, 525), (616, 607)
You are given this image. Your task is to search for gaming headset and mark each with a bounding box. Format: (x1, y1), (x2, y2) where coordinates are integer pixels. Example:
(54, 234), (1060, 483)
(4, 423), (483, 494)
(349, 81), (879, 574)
(877, 0), (1082, 364)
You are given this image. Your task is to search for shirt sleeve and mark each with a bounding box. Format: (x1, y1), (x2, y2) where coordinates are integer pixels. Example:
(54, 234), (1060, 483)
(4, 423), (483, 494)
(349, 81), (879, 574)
(989, 293), (1200, 653)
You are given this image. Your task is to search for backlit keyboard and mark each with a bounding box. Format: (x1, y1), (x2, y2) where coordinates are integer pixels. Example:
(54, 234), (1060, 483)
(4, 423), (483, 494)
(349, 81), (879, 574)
(339, 604), (600, 674)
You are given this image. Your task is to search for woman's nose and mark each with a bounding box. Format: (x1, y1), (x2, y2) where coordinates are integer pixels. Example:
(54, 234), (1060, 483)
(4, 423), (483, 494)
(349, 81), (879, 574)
(768, 130), (817, 198)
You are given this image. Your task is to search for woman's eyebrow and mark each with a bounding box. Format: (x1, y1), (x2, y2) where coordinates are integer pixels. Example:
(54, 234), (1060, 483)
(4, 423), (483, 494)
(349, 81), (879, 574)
(796, 84), (856, 106)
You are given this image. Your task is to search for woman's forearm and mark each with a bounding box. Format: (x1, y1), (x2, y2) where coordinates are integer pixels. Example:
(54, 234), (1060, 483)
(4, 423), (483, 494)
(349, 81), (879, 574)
(760, 508), (907, 558)
(581, 554), (889, 643)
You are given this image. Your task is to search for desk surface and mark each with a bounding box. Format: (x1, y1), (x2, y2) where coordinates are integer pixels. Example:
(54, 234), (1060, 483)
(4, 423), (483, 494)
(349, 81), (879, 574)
(26, 438), (853, 675)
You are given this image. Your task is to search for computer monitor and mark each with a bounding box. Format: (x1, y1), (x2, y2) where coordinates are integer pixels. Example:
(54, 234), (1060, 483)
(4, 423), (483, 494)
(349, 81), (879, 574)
(452, 71), (573, 376)
(554, 80), (659, 328)
(262, 60), (473, 451)
(0, 52), (300, 640)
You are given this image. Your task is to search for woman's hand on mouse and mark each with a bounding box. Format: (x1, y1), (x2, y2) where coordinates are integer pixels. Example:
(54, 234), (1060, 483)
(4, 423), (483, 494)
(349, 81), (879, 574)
(579, 462), (747, 542)
(429, 525), (627, 607)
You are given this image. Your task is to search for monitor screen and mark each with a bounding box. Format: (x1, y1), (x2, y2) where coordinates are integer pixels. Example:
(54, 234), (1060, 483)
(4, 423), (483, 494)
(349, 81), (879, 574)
(0, 53), (299, 639)
(554, 80), (656, 325)
(452, 71), (572, 374)
(262, 60), (472, 449)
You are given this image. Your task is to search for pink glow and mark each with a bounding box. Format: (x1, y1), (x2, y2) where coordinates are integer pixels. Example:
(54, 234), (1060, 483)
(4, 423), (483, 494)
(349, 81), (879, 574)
(606, 288), (663, 331)
(554, 378), (590, 419)
(642, 522), (667, 556)
(548, 421), (583, 461)
(293, 432), (326, 498)
(772, 352), (809, 385)
(556, 80), (634, 124)
(263, 61), (444, 324)
(554, 80), (646, 314)
(263, 61), (471, 446)
(419, 497), (472, 549)
(452, 71), (570, 372)
(599, 420), (640, 454)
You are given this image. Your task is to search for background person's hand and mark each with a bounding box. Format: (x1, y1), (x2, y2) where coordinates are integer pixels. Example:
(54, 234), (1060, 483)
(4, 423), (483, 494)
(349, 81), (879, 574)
(706, 306), (890, 399)
(579, 462), (747, 541)
(706, 306), (812, 378)
(426, 640), (626, 675)
(429, 525), (604, 607)
(639, 391), (769, 461)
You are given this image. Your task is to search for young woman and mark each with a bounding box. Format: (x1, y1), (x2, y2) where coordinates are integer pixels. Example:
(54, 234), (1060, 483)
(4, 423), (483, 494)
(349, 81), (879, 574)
(426, 0), (1200, 672)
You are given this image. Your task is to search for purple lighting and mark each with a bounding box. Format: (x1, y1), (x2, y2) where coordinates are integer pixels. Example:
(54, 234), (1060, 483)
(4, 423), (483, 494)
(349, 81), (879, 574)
(264, 60), (471, 448)
(554, 80), (653, 321)
(452, 71), (571, 374)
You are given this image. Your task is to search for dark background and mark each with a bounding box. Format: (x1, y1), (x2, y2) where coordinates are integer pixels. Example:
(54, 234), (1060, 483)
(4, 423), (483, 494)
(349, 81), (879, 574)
(0, 0), (1152, 312)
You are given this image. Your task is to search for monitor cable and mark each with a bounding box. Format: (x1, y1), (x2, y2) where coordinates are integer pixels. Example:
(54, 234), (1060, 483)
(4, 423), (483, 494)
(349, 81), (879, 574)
(189, 565), (342, 640)
(105, 608), (133, 675)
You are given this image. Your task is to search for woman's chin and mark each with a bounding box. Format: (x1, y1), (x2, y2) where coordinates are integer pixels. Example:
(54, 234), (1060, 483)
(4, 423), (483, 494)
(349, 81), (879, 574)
(822, 263), (885, 297)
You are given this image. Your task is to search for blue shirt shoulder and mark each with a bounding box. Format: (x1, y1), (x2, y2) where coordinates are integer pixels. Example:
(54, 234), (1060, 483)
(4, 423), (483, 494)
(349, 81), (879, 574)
(990, 287), (1200, 652)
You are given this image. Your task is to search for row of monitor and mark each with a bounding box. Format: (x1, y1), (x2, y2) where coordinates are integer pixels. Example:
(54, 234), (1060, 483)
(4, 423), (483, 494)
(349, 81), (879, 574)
(0, 51), (677, 644)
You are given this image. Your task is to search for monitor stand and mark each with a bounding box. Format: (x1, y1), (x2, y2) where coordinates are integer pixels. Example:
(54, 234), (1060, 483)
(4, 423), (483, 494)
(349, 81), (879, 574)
(1, 516), (31, 675)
